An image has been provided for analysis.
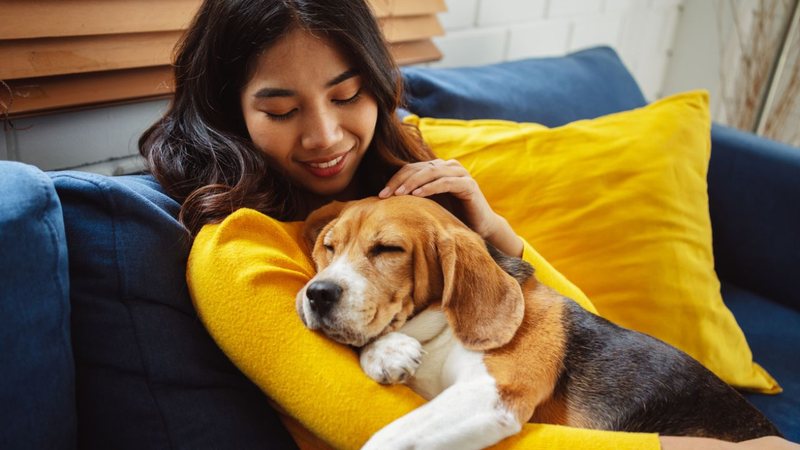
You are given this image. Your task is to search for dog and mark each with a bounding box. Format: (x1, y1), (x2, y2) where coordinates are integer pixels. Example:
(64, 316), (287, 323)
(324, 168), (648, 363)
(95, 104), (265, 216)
(295, 195), (780, 450)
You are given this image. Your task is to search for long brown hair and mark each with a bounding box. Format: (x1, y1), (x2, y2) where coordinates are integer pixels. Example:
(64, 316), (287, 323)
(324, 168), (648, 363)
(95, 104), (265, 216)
(139, 0), (433, 235)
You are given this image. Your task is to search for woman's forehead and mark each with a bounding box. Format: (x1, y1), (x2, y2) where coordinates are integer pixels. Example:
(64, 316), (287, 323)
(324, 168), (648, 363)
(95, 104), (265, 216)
(247, 28), (354, 89)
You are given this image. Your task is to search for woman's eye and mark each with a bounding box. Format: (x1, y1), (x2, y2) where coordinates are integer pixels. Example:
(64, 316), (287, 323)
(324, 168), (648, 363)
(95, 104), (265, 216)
(333, 89), (361, 106)
(371, 244), (404, 256)
(266, 109), (297, 121)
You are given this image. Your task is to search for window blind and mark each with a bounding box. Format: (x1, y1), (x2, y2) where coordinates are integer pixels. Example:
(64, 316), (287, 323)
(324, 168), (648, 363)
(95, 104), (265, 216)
(0, 0), (444, 118)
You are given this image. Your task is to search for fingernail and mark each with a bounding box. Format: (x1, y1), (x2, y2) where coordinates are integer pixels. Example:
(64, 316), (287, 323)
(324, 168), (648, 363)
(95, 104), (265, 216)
(379, 187), (390, 198)
(412, 188), (423, 196)
(395, 186), (406, 195)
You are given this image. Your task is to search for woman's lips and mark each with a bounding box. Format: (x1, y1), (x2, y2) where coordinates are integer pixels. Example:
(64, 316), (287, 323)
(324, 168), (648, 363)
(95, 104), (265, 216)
(302, 151), (350, 178)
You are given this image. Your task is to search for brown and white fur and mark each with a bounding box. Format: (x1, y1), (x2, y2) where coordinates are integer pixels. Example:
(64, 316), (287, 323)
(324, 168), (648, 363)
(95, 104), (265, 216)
(295, 196), (780, 450)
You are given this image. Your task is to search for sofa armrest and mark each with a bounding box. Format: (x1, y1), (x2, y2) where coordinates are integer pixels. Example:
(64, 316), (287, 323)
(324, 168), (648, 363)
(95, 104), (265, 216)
(0, 161), (76, 450)
(708, 124), (800, 311)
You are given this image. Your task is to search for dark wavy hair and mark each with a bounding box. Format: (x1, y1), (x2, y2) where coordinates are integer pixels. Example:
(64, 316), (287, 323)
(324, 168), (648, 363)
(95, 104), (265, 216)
(139, 0), (434, 235)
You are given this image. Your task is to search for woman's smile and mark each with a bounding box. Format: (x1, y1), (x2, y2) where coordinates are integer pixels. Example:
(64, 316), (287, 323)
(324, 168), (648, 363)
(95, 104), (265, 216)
(300, 148), (352, 178)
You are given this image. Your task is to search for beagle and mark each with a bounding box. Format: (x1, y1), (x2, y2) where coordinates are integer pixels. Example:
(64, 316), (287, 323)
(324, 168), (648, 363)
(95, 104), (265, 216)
(295, 196), (780, 450)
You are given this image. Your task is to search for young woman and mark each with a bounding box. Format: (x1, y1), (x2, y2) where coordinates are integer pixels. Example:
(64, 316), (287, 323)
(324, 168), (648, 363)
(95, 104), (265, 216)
(139, 0), (521, 257)
(140, 1), (795, 449)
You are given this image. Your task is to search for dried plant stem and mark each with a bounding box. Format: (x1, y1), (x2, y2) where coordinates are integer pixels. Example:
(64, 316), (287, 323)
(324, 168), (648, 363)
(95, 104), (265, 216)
(759, 0), (800, 146)
(717, 0), (790, 131)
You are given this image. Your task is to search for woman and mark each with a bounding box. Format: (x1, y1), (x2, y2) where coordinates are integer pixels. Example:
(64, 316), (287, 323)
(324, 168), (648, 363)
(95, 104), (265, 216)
(139, 0), (520, 257)
(140, 1), (794, 449)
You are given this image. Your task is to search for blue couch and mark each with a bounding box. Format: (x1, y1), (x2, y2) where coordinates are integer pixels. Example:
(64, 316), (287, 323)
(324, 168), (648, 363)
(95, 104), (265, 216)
(1, 47), (797, 449)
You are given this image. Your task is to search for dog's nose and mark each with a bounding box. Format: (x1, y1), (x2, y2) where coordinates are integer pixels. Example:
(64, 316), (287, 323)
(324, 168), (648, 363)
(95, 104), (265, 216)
(306, 280), (342, 317)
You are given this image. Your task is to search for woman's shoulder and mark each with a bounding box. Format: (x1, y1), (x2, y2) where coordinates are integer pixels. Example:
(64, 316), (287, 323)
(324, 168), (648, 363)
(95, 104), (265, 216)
(198, 207), (303, 241)
(190, 208), (310, 271)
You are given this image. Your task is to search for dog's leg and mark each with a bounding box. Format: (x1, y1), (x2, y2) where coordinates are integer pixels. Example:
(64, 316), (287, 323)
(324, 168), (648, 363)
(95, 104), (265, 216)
(362, 376), (520, 450)
(359, 308), (447, 385)
(360, 332), (423, 385)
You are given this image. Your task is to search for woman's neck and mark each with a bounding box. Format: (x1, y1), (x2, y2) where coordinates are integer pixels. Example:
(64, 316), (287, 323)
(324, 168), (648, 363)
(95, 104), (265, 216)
(293, 179), (363, 221)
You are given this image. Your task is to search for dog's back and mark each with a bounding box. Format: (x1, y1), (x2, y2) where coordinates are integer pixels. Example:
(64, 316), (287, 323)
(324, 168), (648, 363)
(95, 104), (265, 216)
(489, 246), (779, 440)
(551, 299), (780, 440)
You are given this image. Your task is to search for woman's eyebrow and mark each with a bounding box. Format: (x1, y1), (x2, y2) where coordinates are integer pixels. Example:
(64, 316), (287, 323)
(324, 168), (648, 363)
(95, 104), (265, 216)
(253, 87), (294, 98)
(253, 69), (359, 99)
(325, 68), (359, 87)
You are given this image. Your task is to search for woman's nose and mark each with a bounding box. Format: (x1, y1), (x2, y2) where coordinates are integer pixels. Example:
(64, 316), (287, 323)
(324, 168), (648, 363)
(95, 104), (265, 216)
(301, 107), (343, 150)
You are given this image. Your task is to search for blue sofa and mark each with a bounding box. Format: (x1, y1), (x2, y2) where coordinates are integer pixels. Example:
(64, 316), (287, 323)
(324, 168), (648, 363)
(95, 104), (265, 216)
(1, 47), (797, 449)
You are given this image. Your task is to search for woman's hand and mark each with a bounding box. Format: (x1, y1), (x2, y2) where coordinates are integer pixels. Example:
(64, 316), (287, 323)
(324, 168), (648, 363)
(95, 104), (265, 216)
(379, 159), (523, 257)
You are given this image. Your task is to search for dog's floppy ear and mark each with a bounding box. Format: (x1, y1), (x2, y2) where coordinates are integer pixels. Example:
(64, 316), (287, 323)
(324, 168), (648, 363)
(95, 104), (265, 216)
(302, 201), (348, 253)
(438, 227), (525, 351)
(411, 229), (445, 309)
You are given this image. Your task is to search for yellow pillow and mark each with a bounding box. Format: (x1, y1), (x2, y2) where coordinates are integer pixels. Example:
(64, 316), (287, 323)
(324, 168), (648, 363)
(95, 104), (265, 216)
(405, 90), (780, 393)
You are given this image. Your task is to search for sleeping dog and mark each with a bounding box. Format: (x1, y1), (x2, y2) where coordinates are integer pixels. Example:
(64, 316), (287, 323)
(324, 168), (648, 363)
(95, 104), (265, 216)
(295, 195), (779, 449)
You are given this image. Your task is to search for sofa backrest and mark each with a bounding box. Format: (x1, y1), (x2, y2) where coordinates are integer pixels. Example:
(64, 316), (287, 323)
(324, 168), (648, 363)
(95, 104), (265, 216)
(402, 46), (647, 126)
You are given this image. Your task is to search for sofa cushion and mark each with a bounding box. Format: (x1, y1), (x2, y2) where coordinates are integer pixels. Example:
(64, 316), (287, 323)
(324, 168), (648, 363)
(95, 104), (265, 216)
(0, 162), (76, 450)
(723, 283), (800, 441)
(50, 171), (296, 450)
(402, 46), (647, 127)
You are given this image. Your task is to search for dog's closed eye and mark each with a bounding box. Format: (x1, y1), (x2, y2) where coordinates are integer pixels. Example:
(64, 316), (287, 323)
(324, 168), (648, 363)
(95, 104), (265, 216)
(369, 244), (405, 257)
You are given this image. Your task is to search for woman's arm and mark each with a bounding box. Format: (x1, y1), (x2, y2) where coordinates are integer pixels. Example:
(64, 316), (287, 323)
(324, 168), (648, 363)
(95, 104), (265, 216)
(660, 436), (799, 450)
(187, 207), (657, 450)
(187, 208), (425, 449)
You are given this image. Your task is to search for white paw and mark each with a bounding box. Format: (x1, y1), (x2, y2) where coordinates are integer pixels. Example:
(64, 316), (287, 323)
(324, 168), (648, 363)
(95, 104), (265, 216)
(360, 332), (423, 385)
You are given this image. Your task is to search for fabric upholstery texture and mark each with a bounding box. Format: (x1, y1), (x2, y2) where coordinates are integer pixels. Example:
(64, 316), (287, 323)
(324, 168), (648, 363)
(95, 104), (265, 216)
(402, 46), (647, 127)
(723, 283), (800, 442)
(405, 91), (778, 393)
(708, 124), (800, 311)
(50, 172), (296, 450)
(0, 161), (76, 450)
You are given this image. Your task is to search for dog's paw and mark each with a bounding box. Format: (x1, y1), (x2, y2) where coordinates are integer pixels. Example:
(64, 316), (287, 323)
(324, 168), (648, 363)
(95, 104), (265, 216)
(360, 332), (423, 385)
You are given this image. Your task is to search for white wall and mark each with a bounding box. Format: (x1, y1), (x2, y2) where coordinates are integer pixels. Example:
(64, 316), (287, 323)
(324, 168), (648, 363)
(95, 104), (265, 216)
(3, 100), (168, 174)
(663, 0), (800, 147)
(2, 0), (686, 174)
(432, 0), (684, 101)
(661, 0), (725, 118)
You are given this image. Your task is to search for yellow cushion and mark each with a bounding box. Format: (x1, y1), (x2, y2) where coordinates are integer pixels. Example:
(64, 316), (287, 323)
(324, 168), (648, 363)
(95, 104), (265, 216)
(188, 209), (658, 450)
(405, 90), (780, 393)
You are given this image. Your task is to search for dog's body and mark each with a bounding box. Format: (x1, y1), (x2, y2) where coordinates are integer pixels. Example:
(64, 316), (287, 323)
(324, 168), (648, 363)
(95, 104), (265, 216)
(296, 196), (779, 450)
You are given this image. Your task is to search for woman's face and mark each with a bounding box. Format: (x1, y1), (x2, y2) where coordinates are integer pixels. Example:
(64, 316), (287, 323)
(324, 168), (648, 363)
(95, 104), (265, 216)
(240, 28), (379, 200)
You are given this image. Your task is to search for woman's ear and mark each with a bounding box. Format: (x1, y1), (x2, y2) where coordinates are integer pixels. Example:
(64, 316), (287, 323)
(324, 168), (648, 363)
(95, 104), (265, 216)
(302, 201), (348, 253)
(437, 227), (525, 351)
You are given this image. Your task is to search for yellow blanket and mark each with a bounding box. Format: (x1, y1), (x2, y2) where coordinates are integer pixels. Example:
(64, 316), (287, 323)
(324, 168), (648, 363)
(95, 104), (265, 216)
(187, 207), (659, 449)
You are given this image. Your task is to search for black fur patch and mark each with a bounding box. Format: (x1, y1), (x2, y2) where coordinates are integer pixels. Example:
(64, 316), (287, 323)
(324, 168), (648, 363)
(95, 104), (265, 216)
(555, 299), (781, 441)
(486, 242), (534, 285)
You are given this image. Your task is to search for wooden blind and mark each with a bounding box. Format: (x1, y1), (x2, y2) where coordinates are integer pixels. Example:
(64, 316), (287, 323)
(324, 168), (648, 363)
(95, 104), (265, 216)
(0, 0), (445, 119)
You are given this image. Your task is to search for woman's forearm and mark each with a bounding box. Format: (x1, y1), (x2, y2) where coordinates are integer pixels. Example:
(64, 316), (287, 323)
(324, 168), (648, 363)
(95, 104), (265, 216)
(660, 436), (799, 450)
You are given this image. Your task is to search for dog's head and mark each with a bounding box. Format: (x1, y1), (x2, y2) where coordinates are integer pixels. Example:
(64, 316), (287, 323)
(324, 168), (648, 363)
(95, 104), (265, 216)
(296, 195), (526, 350)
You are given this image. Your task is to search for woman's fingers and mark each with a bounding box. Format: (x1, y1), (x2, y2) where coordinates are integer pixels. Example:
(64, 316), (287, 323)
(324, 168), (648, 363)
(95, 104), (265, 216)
(379, 160), (468, 198)
(407, 176), (476, 199)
